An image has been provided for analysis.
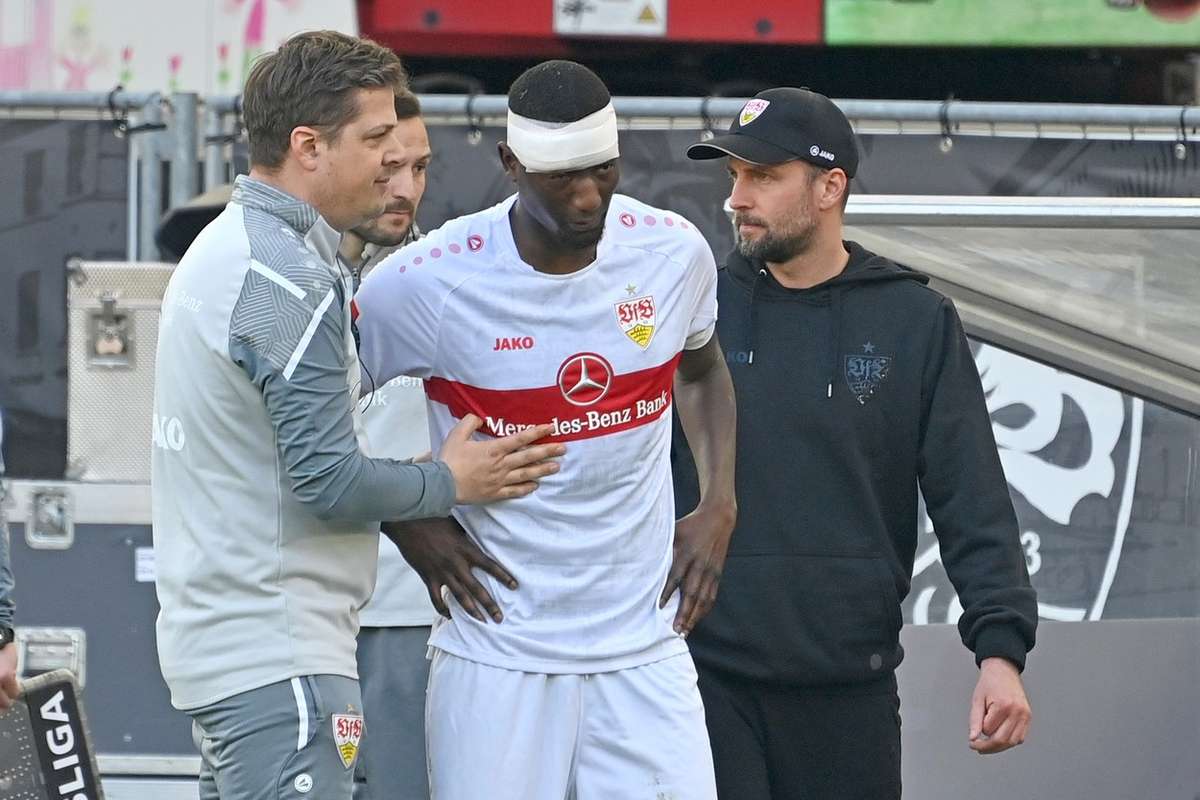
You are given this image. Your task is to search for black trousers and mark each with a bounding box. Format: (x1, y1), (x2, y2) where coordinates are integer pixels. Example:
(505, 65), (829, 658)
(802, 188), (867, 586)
(698, 665), (902, 800)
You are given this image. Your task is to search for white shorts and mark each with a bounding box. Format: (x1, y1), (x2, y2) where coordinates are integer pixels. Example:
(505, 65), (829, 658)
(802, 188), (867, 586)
(426, 649), (717, 800)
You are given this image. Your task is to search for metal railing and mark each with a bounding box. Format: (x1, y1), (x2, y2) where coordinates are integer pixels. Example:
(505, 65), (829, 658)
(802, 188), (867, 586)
(1, 90), (1196, 260)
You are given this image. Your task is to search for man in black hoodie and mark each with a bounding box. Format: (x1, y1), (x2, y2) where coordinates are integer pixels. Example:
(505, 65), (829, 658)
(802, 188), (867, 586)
(674, 88), (1038, 799)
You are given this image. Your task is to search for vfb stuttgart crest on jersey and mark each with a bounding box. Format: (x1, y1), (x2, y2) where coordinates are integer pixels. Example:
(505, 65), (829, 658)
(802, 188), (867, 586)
(615, 295), (656, 349)
(332, 712), (363, 769)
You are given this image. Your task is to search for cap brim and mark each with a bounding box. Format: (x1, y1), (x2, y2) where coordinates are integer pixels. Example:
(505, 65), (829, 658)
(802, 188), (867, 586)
(686, 133), (798, 165)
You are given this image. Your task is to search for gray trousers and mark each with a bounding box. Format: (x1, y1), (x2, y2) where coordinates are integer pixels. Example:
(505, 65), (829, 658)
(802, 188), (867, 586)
(190, 675), (363, 800)
(353, 626), (432, 800)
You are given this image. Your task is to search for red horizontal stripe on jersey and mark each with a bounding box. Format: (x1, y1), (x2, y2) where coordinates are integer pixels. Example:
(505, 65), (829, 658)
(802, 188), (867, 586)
(425, 353), (682, 443)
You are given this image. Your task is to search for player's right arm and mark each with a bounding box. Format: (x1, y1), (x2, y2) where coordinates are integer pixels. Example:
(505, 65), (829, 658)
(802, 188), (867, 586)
(382, 516), (518, 624)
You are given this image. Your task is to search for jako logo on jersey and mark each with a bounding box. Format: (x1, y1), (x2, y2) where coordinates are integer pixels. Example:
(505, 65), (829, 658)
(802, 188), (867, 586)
(739, 99), (770, 126)
(615, 295), (656, 349)
(494, 336), (535, 351)
(557, 352), (614, 406)
(809, 144), (835, 162)
(152, 413), (186, 451)
(619, 212), (636, 228)
(467, 235), (485, 252)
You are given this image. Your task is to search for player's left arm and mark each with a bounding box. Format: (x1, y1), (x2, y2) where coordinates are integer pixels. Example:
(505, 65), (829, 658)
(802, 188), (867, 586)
(661, 331), (737, 636)
(918, 298), (1035, 753)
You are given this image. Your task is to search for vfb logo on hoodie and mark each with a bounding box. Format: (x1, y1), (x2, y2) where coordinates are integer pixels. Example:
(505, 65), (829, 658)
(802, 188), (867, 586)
(906, 343), (1143, 626)
(845, 342), (892, 404)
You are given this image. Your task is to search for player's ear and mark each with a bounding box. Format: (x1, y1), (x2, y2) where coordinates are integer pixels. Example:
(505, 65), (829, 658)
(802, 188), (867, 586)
(497, 142), (521, 184)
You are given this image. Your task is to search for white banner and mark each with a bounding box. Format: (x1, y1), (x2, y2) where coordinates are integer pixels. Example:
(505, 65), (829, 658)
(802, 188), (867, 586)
(553, 0), (667, 37)
(0, 0), (356, 93)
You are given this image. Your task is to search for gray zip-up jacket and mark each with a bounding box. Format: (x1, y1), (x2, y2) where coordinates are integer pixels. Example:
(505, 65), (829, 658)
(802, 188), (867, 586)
(151, 176), (455, 710)
(0, 416), (13, 629)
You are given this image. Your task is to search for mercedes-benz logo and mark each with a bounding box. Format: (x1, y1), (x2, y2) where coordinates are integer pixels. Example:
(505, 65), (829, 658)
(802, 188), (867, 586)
(557, 352), (614, 406)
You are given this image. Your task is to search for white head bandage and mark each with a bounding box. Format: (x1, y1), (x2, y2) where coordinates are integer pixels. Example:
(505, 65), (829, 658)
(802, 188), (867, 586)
(506, 103), (620, 173)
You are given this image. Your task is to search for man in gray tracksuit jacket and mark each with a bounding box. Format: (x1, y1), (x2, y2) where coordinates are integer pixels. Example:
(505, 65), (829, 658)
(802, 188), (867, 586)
(151, 32), (561, 800)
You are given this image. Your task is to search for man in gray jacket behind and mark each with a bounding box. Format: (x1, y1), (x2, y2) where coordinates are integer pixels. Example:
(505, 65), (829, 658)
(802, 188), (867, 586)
(0, 416), (18, 711)
(151, 31), (562, 800)
(339, 88), (439, 800)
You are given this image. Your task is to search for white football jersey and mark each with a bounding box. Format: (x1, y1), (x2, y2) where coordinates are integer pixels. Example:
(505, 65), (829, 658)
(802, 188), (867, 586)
(354, 193), (717, 673)
(357, 374), (436, 627)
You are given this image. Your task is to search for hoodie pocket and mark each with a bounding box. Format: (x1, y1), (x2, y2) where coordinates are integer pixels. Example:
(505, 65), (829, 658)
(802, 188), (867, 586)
(699, 551), (905, 685)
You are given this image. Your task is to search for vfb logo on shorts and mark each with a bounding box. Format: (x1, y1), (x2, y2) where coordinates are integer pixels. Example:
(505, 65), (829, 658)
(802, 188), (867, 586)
(332, 713), (363, 770)
(557, 353), (614, 406)
(615, 295), (656, 349)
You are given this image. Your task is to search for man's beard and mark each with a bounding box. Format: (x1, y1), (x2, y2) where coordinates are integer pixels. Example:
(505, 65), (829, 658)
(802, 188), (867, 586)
(355, 200), (416, 247)
(561, 222), (606, 249)
(736, 213), (818, 263)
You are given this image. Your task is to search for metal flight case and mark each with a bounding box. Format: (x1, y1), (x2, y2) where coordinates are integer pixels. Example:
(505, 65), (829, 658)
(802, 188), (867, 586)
(2, 259), (198, 798)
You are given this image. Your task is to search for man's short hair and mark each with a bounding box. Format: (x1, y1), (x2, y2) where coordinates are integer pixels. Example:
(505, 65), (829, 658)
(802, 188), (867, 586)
(394, 89), (422, 121)
(507, 60), (610, 124)
(243, 30), (407, 169)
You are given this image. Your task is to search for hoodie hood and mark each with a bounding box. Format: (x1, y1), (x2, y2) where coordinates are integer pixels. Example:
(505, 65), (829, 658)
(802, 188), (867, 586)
(725, 240), (928, 297)
(725, 241), (929, 397)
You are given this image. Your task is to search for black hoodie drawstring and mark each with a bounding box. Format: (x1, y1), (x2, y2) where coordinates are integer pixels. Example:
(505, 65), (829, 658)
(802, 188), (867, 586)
(827, 286), (842, 399)
(729, 242), (927, 395)
(748, 267), (841, 389)
(747, 268), (767, 365)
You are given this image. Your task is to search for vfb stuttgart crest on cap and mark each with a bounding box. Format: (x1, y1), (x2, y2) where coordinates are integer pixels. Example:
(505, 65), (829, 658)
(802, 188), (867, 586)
(739, 99), (770, 126)
(615, 295), (656, 349)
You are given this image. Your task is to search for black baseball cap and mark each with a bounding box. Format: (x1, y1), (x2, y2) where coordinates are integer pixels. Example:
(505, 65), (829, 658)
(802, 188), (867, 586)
(687, 87), (859, 177)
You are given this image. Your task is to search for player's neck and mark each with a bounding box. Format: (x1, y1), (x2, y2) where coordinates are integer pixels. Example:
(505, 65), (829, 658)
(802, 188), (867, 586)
(248, 166), (321, 218)
(509, 204), (597, 275)
(339, 231), (367, 265)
